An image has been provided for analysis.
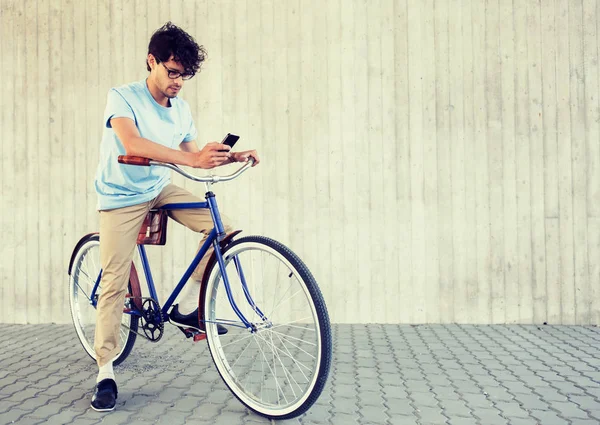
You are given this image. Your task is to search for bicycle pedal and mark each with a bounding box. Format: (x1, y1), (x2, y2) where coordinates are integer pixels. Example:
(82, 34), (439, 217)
(180, 326), (206, 342)
(193, 333), (206, 342)
(175, 326), (203, 340)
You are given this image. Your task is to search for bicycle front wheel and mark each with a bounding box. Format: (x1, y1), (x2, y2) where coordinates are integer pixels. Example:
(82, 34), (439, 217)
(68, 234), (138, 366)
(201, 236), (332, 420)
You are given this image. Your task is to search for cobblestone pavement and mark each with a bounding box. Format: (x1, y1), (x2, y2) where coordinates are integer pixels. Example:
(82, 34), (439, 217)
(1, 324), (600, 424)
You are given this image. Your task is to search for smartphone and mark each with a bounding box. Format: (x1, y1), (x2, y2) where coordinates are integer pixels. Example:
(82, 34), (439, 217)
(220, 133), (239, 151)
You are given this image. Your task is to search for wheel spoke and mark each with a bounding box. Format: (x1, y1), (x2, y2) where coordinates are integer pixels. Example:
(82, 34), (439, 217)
(267, 278), (294, 319)
(229, 336), (255, 368)
(268, 329), (317, 347)
(220, 332), (254, 348)
(267, 329), (317, 360)
(254, 333), (288, 405)
(272, 331), (312, 390)
(269, 256), (282, 319)
(269, 317), (316, 332)
(77, 269), (97, 291)
(257, 330), (300, 398)
(269, 287), (305, 319)
(74, 280), (91, 301)
(257, 332), (313, 375)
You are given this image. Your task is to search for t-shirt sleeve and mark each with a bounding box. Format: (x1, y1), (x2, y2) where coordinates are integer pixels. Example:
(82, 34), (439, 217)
(182, 103), (198, 142)
(103, 89), (136, 128)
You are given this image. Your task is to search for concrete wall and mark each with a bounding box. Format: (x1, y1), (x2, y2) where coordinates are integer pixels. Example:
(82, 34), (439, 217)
(1, 0), (599, 324)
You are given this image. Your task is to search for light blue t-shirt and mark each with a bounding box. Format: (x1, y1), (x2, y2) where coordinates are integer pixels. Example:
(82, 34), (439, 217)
(94, 79), (197, 210)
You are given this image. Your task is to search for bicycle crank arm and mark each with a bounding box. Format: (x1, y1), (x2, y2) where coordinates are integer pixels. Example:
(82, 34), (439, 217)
(120, 322), (158, 342)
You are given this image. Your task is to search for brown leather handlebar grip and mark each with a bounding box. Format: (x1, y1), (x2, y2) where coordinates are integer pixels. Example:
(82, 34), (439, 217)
(118, 155), (152, 166)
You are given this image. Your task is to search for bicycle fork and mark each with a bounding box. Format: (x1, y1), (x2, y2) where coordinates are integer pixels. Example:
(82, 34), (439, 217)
(214, 240), (271, 332)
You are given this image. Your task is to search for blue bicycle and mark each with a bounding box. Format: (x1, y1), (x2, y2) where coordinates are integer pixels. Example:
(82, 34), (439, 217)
(67, 156), (332, 419)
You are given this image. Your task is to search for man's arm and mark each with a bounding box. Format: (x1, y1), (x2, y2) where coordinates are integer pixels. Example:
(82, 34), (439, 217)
(179, 140), (200, 154)
(112, 117), (231, 169)
(179, 139), (260, 167)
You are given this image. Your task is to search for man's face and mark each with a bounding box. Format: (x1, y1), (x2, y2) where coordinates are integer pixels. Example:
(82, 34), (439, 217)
(148, 54), (187, 99)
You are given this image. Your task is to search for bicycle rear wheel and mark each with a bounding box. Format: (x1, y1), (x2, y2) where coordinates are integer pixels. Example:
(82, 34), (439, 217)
(201, 236), (332, 420)
(68, 234), (138, 366)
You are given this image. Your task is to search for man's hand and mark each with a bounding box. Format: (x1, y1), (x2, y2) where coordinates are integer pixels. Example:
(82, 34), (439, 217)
(231, 150), (260, 167)
(188, 142), (232, 169)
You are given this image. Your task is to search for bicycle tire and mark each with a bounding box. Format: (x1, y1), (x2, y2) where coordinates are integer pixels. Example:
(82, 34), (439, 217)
(200, 235), (332, 420)
(68, 234), (139, 366)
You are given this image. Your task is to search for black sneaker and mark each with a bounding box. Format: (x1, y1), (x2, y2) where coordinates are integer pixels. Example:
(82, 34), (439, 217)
(169, 304), (228, 335)
(91, 378), (117, 412)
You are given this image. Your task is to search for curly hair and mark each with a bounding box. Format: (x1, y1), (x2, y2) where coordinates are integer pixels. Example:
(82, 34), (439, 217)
(146, 22), (207, 76)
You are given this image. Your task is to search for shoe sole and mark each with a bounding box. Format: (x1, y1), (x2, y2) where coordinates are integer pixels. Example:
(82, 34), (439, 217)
(168, 318), (205, 333)
(168, 318), (228, 335)
(91, 404), (115, 412)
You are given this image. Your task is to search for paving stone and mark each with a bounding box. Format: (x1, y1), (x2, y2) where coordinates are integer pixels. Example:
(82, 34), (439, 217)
(358, 391), (385, 407)
(416, 407), (448, 424)
(300, 405), (333, 424)
(357, 405), (389, 423)
(551, 403), (590, 421)
(0, 399), (20, 414)
(52, 387), (88, 406)
(409, 391), (439, 408)
(438, 399), (472, 418)
(386, 398), (415, 415)
(501, 381), (533, 395)
(330, 396), (359, 413)
(357, 377), (381, 391)
(170, 396), (203, 412)
(433, 389), (461, 401)
(0, 408), (28, 423)
(480, 386), (514, 402)
(156, 387), (187, 403)
(460, 394), (494, 409)
(0, 381), (29, 396)
(493, 401), (530, 419)
(553, 382), (587, 396)
(15, 394), (54, 412)
(96, 409), (134, 424)
(204, 389), (232, 405)
(441, 418), (479, 425)
(333, 383), (358, 398)
(529, 409), (569, 425)
(44, 408), (83, 425)
(155, 410), (191, 424)
(334, 373), (356, 385)
(470, 408), (508, 425)
(13, 415), (46, 425)
(191, 402), (224, 421)
(514, 394), (549, 410)
(404, 380), (431, 393)
(500, 419), (540, 425)
(28, 401), (65, 419)
(325, 412), (359, 424)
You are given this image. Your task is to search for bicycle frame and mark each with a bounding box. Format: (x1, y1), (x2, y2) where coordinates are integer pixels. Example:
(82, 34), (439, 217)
(89, 190), (262, 331)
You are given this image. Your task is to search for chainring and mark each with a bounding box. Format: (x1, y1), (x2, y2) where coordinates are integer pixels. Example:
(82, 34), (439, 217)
(140, 297), (164, 342)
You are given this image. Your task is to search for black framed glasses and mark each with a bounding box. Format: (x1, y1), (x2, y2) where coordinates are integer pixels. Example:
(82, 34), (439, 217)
(161, 62), (194, 80)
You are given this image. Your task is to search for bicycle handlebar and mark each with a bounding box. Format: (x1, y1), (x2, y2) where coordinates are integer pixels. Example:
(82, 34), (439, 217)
(117, 155), (255, 184)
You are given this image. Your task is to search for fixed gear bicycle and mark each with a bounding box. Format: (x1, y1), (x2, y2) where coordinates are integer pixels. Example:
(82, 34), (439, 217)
(67, 156), (332, 419)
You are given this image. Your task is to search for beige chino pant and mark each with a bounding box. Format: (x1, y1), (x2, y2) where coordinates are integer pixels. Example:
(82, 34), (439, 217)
(94, 184), (231, 367)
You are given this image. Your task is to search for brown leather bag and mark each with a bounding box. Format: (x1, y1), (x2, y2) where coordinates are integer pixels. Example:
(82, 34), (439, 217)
(137, 209), (168, 245)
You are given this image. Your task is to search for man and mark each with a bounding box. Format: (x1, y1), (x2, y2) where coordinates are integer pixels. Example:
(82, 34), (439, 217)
(91, 22), (260, 412)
